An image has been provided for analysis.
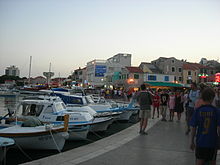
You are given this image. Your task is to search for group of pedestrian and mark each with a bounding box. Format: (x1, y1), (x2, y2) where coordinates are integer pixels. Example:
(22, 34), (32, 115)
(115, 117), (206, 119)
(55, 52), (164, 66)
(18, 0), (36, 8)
(152, 89), (185, 122)
(136, 84), (186, 134)
(135, 83), (220, 165)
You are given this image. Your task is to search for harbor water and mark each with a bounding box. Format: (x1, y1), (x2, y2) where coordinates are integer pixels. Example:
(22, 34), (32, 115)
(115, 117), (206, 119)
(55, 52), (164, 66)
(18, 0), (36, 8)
(0, 95), (138, 165)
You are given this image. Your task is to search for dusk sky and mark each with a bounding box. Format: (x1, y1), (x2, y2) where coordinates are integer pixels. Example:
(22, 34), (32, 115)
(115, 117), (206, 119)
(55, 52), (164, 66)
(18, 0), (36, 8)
(0, 0), (220, 78)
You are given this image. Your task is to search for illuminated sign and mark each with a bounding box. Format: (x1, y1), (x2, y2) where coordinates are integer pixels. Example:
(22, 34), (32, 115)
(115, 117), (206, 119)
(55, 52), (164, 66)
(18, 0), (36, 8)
(198, 73), (208, 79)
(95, 65), (106, 77)
(215, 73), (220, 82)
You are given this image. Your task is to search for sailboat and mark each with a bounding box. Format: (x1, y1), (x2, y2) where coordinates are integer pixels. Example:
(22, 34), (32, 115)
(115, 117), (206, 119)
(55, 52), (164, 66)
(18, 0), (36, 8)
(19, 56), (48, 94)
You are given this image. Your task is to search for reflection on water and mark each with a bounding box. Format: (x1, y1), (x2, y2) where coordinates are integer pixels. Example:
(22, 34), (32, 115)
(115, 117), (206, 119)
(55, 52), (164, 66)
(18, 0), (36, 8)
(0, 96), (21, 116)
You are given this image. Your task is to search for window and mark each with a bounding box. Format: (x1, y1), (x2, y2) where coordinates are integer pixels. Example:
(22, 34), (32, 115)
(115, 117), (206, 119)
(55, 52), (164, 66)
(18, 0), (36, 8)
(134, 74), (139, 79)
(187, 79), (192, 84)
(36, 105), (44, 116)
(121, 74), (125, 79)
(12, 70), (16, 76)
(148, 75), (156, 81)
(70, 98), (83, 104)
(44, 106), (53, 114)
(55, 103), (66, 112)
(188, 71), (191, 75)
(179, 77), (182, 82)
(174, 76), (177, 81)
(164, 76), (169, 81)
(172, 60), (175, 63)
(171, 67), (175, 72)
(178, 68), (182, 72)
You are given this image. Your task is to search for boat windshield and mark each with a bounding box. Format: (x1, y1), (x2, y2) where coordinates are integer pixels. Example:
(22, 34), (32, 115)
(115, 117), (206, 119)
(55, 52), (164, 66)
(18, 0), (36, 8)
(20, 103), (44, 117)
(69, 87), (85, 96)
(54, 102), (66, 112)
(85, 96), (95, 104)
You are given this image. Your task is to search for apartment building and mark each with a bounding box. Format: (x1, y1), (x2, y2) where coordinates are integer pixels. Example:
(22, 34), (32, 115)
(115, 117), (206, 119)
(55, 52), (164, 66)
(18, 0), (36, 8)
(152, 57), (184, 83)
(5, 65), (20, 77)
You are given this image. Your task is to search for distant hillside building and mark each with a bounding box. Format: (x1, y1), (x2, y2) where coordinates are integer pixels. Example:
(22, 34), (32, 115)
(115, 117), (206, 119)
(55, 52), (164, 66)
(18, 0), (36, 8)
(5, 65), (20, 77)
(199, 58), (220, 68)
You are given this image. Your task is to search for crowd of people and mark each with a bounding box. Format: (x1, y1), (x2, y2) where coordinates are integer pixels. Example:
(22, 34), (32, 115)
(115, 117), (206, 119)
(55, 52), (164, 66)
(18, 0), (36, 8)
(134, 82), (220, 165)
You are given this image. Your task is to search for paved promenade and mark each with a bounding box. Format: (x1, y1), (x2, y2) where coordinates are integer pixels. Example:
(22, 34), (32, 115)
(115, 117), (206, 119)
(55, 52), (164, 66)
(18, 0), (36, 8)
(24, 116), (220, 165)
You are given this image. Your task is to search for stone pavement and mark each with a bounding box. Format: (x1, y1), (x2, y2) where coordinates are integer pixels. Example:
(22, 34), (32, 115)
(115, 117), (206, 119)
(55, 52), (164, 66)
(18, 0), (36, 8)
(23, 116), (220, 165)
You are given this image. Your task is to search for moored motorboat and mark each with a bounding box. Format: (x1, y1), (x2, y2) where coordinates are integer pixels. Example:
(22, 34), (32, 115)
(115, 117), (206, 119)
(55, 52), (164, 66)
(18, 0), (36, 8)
(8, 96), (94, 140)
(0, 115), (69, 151)
(65, 104), (114, 132)
(39, 89), (138, 121)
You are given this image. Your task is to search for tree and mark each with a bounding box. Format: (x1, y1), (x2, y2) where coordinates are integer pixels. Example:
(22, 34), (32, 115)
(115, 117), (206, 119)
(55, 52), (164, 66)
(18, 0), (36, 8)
(0, 75), (25, 86)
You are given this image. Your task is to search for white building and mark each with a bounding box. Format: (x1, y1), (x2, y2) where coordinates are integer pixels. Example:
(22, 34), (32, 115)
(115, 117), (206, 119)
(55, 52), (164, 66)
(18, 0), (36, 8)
(105, 53), (132, 84)
(85, 53), (132, 88)
(5, 65), (20, 77)
(86, 59), (107, 87)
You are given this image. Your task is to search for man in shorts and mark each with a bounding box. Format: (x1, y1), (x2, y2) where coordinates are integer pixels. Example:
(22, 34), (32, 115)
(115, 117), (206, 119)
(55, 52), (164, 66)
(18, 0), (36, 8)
(136, 84), (152, 135)
(190, 88), (220, 165)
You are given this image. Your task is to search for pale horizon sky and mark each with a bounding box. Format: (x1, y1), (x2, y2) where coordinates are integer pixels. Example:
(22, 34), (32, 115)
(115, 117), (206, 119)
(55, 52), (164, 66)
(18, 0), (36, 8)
(0, 0), (220, 78)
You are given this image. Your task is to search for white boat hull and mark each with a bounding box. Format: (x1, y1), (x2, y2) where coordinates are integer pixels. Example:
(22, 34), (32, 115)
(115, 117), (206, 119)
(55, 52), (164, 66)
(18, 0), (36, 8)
(90, 117), (114, 132)
(67, 125), (90, 140)
(0, 125), (69, 151)
(68, 129), (89, 140)
(118, 111), (134, 121)
(14, 132), (68, 150)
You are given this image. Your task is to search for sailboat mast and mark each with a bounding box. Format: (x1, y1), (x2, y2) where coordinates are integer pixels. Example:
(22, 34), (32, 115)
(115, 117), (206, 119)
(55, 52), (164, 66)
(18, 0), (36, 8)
(48, 62), (51, 85)
(28, 56), (32, 85)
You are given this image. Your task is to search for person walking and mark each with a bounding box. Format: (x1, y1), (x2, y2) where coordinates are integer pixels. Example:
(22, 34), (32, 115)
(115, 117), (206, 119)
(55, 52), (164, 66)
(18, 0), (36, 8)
(168, 92), (175, 121)
(183, 90), (189, 121)
(174, 91), (184, 121)
(190, 88), (220, 165)
(136, 84), (152, 135)
(152, 91), (160, 119)
(186, 82), (200, 135)
(160, 90), (169, 121)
